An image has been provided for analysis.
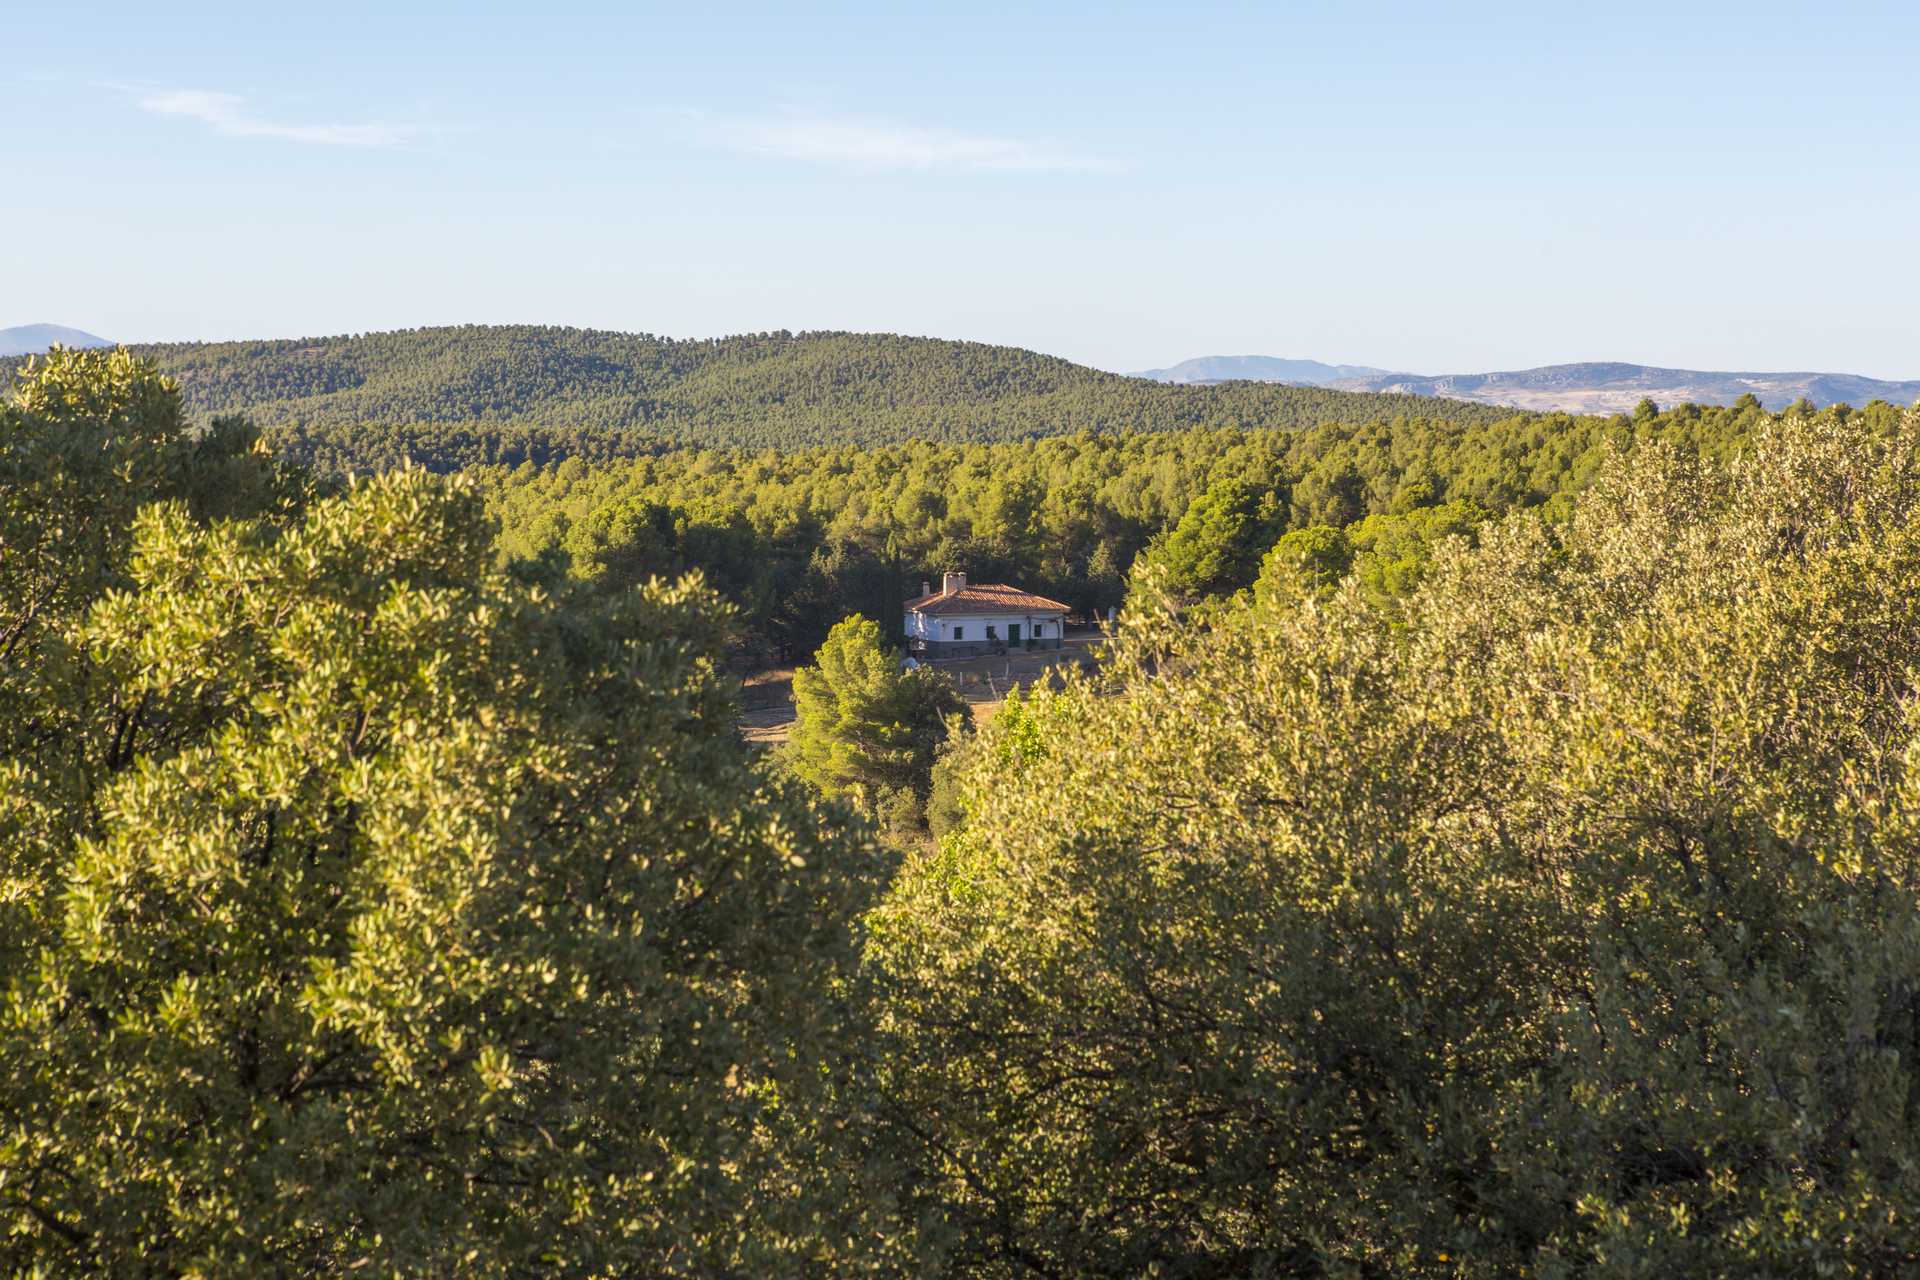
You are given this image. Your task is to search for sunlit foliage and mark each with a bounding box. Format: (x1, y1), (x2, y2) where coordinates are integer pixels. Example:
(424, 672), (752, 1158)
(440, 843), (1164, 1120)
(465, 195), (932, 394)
(871, 409), (1920, 1275)
(0, 351), (894, 1275)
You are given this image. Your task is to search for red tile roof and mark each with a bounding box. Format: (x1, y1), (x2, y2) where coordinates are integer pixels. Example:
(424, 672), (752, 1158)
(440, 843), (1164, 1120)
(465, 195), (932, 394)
(906, 582), (1071, 616)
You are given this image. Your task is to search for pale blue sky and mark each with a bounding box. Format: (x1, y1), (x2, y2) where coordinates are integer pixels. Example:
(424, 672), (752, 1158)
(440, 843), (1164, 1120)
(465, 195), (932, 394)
(6, 1), (1917, 376)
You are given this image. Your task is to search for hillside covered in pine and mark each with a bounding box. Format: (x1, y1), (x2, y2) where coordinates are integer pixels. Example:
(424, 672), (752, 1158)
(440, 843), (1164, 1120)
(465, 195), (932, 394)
(127, 325), (1515, 465)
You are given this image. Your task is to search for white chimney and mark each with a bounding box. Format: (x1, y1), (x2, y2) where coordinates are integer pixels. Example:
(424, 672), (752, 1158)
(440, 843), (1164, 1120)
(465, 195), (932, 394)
(942, 571), (966, 595)
(922, 580), (931, 597)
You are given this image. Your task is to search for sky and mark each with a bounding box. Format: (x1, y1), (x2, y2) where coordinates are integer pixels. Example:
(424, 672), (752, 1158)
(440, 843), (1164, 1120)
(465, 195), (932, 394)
(5, 0), (1919, 377)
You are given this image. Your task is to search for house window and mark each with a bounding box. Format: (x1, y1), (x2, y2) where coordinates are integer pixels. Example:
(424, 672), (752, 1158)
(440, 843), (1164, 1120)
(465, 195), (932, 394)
(1033, 623), (1046, 638)
(951, 625), (962, 640)
(987, 625), (998, 640)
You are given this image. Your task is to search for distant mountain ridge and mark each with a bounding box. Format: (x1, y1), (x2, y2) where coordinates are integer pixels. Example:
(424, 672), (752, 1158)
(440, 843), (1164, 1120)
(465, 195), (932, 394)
(1131, 355), (1396, 385)
(0, 324), (113, 357)
(1339, 362), (1920, 413)
(1137, 354), (1920, 413)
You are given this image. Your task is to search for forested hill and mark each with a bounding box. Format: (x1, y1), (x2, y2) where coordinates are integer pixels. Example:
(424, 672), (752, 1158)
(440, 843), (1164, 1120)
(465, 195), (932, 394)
(126, 325), (1514, 462)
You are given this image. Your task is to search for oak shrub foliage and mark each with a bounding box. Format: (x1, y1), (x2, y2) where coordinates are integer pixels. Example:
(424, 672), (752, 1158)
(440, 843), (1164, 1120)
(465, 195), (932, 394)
(0, 350), (887, 1276)
(871, 406), (1920, 1276)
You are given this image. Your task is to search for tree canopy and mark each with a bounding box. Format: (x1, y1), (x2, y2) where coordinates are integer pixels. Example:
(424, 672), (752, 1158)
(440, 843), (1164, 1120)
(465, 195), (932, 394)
(1127, 475), (1282, 601)
(482, 393), (1898, 663)
(870, 408), (1920, 1275)
(14, 343), (1920, 1274)
(0, 350), (893, 1275)
(787, 615), (967, 833)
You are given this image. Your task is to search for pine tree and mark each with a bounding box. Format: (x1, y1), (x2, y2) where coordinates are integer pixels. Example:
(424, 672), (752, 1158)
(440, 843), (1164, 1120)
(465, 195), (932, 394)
(787, 615), (966, 826)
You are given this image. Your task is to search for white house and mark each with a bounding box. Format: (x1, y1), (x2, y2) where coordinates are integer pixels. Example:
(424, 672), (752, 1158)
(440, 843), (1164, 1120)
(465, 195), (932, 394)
(905, 572), (1069, 659)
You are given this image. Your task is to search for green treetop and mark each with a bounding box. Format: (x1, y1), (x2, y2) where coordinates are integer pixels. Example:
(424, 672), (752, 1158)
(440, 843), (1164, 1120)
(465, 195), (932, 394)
(786, 615), (966, 831)
(1129, 475), (1282, 603)
(870, 407), (1920, 1275)
(0, 350), (896, 1276)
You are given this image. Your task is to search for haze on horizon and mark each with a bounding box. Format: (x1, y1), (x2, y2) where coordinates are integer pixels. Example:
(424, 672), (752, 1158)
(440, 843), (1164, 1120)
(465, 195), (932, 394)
(6, 0), (1918, 380)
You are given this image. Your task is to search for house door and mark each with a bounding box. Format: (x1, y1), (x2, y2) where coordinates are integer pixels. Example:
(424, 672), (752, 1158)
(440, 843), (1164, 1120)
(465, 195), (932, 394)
(1008, 623), (1021, 645)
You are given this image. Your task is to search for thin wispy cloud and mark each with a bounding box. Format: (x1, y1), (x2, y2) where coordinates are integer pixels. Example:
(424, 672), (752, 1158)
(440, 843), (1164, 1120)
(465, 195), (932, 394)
(136, 89), (404, 147)
(692, 110), (1109, 174)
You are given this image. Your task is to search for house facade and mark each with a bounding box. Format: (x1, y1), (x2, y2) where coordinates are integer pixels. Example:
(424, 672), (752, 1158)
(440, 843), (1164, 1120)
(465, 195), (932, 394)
(905, 572), (1069, 659)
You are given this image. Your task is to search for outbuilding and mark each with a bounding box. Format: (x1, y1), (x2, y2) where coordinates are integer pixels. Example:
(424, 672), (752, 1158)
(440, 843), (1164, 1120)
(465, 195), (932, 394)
(905, 573), (1069, 659)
